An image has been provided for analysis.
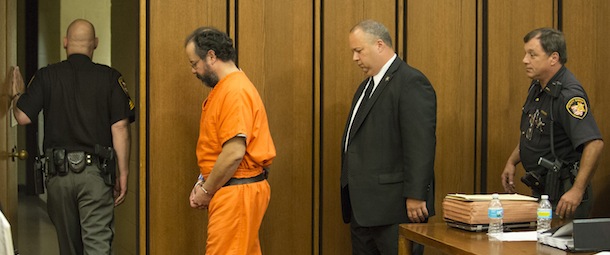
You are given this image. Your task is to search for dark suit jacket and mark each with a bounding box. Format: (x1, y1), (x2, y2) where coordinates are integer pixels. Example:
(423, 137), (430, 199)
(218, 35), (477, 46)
(341, 57), (436, 227)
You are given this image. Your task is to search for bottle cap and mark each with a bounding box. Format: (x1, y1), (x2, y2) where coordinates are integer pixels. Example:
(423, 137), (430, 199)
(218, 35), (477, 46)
(492, 193), (499, 199)
(541, 195), (549, 200)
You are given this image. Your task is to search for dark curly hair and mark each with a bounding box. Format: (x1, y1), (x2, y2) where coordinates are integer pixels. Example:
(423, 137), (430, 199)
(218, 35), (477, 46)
(185, 27), (236, 62)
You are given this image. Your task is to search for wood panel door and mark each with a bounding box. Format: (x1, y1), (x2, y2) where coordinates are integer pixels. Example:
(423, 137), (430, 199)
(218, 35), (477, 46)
(147, 1), (227, 254)
(236, 0), (315, 254)
(562, 0), (610, 217)
(0, 0), (18, 245)
(485, 0), (555, 195)
(406, 0), (478, 223)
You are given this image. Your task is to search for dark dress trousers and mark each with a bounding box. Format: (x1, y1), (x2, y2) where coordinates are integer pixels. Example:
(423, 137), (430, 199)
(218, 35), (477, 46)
(341, 57), (436, 227)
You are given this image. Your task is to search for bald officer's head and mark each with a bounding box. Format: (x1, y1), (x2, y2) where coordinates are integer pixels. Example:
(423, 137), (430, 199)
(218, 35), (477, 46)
(63, 19), (98, 58)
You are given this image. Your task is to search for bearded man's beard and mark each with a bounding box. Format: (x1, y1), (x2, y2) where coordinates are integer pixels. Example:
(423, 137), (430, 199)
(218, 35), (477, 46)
(197, 63), (219, 88)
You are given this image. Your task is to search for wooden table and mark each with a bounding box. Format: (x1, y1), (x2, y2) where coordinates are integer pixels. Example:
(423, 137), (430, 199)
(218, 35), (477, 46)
(398, 223), (593, 255)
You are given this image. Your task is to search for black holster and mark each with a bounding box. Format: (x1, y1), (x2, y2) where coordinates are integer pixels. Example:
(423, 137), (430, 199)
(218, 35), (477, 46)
(558, 162), (584, 200)
(34, 155), (46, 194)
(540, 158), (579, 202)
(95, 144), (116, 187)
(545, 168), (562, 202)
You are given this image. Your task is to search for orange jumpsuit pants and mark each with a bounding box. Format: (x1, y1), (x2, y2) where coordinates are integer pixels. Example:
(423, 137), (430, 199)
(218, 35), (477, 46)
(206, 180), (270, 255)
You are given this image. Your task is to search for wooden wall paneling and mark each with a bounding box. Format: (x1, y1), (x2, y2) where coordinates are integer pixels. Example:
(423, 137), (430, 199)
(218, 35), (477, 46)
(562, 0), (610, 217)
(1, 0), (18, 240)
(147, 1), (227, 254)
(485, 0), (554, 195)
(476, 0), (484, 194)
(321, 1), (395, 254)
(406, 0), (477, 223)
(314, 0), (322, 253)
(237, 0), (315, 254)
(396, 0), (405, 57)
(138, 0), (146, 253)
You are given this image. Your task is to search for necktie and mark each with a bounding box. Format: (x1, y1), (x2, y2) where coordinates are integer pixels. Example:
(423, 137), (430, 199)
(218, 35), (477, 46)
(354, 78), (374, 121)
(347, 78), (374, 141)
(360, 78), (374, 108)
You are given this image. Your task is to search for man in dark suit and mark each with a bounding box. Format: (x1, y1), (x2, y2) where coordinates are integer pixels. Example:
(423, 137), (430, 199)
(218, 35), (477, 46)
(341, 19), (436, 255)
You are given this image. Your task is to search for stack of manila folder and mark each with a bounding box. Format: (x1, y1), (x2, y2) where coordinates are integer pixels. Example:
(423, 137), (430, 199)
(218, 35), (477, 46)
(443, 193), (539, 225)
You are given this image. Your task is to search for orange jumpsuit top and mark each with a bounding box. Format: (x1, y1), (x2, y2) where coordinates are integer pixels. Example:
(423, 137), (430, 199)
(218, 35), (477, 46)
(197, 71), (275, 179)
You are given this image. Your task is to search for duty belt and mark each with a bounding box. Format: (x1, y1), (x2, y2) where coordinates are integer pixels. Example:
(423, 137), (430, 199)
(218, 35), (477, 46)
(47, 149), (98, 176)
(223, 172), (267, 187)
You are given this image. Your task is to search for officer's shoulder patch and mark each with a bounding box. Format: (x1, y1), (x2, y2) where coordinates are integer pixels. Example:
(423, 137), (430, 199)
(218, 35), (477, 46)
(118, 77), (128, 93)
(118, 77), (135, 110)
(566, 97), (588, 119)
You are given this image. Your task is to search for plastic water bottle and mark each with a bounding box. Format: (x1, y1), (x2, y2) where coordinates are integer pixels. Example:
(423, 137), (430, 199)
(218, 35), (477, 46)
(537, 194), (552, 233)
(488, 193), (504, 234)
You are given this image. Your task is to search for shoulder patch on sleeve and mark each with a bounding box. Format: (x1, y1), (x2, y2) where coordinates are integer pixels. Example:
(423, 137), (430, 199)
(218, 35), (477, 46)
(118, 77), (135, 110)
(566, 97), (588, 119)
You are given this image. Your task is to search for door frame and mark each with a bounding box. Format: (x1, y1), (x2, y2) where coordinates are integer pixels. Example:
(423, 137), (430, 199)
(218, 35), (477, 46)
(1, 0), (19, 244)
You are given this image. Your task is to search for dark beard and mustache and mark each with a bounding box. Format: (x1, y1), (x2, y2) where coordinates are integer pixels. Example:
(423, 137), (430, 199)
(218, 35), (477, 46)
(196, 63), (219, 88)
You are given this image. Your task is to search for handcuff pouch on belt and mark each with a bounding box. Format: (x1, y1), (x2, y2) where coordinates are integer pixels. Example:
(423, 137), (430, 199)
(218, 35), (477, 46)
(67, 151), (87, 173)
(521, 169), (545, 194)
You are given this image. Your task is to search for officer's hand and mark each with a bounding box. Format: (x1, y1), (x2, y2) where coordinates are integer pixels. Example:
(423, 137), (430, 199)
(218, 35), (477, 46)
(501, 164), (516, 193)
(556, 188), (583, 219)
(114, 174), (128, 206)
(10, 66), (25, 98)
(406, 198), (428, 223)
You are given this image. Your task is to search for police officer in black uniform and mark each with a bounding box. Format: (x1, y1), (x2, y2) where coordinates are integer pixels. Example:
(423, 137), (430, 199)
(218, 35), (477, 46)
(11, 19), (135, 255)
(501, 27), (603, 219)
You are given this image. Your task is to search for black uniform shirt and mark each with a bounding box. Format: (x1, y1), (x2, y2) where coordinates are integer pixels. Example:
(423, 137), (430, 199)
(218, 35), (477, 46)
(519, 66), (602, 172)
(17, 54), (135, 153)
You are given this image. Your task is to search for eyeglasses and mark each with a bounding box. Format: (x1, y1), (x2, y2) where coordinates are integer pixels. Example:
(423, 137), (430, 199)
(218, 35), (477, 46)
(190, 59), (202, 69)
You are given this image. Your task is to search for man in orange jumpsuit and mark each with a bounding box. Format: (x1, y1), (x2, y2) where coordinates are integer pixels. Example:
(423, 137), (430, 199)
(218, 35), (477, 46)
(185, 27), (276, 255)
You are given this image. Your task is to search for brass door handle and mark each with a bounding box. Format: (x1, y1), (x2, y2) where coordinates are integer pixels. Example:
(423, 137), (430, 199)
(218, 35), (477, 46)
(10, 147), (28, 161)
